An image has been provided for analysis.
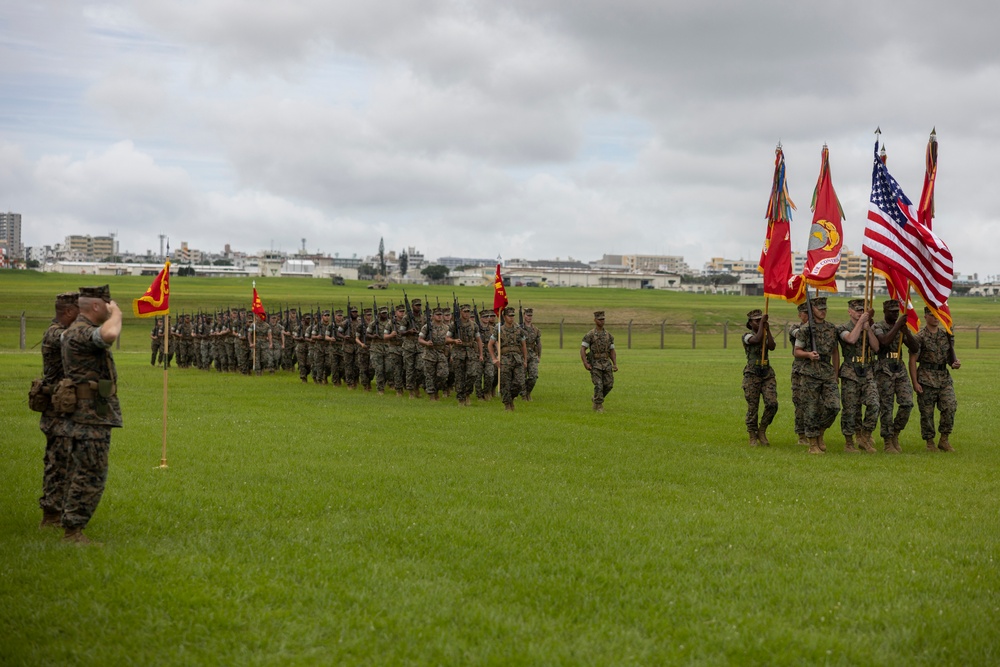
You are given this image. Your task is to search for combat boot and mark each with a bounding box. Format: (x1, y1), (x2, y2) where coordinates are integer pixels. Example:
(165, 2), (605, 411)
(748, 431), (760, 447)
(40, 510), (61, 529)
(757, 428), (770, 446)
(938, 434), (954, 452)
(818, 433), (827, 452)
(63, 526), (98, 545)
(796, 433), (808, 446)
(844, 434), (859, 453)
(505, 403), (515, 412)
(807, 437), (824, 455)
(892, 434), (903, 453)
(925, 438), (937, 452)
(524, 392), (532, 402)
(883, 435), (895, 453)
(858, 431), (876, 453)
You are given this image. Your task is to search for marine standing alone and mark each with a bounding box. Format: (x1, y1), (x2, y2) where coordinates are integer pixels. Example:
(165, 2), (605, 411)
(741, 309), (777, 447)
(909, 307), (960, 452)
(581, 310), (618, 412)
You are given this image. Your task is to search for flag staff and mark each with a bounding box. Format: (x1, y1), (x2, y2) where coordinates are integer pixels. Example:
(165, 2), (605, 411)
(252, 280), (257, 376)
(160, 309), (169, 468)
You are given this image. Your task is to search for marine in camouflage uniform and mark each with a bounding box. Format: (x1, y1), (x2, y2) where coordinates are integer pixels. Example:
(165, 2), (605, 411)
(402, 299), (423, 397)
(327, 310), (344, 386)
(446, 304), (483, 405)
(369, 307), (390, 394)
(521, 308), (541, 401)
(580, 310), (618, 412)
(477, 310), (497, 400)
(150, 316), (165, 366)
(294, 313), (312, 382)
(223, 312), (238, 372)
(741, 309), (777, 447)
(37, 292), (79, 528)
(266, 312), (282, 373)
(282, 310), (298, 371)
(419, 308), (451, 399)
(910, 307), (960, 452)
(198, 314), (213, 370)
(836, 299), (880, 453)
(788, 303), (810, 444)
(490, 306), (527, 411)
(356, 308), (373, 391)
(60, 285), (123, 544)
(872, 299), (917, 453)
(176, 314), (194, 368)
(340, 307), (360, 388)
(310, 311), (330, 384)
(385, 305), (408, 395)
(793, 297), (841, 454)
(252, 315), (271, 375)
(234, 312), (250, 375)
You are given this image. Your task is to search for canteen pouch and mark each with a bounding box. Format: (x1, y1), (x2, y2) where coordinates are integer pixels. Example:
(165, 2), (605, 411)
(51, 378), (78, 414)
(95, 378), (113, 417)
(28, 379), (50, 413)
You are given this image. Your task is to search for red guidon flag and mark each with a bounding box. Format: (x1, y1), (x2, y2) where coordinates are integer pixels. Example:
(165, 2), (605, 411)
(492, 263), (508, 315)
(803, 144), (845, 292)
(133, 260), (170, 317)
(757, 145), (802, 302)
(252, 286), (267, 321)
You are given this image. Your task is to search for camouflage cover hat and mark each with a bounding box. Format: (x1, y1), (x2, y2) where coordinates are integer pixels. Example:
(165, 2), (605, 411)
(302, 312), (312, 319)
(334, 309), (344, 316)
(460, 304), (471, 311)
(503, 306), (516, 316)
(594, 311), (605, 319)
(411, 298), (422, 306)
(810, 296), (828, 309)
(363, 308), (373, 315)
(523, 308), (533, 314)
(924, 306), (933, 314)
(349, 306), (359, 313)
(746, 309), (763, 319)
(55, 292), (79, 306)
(796, 301), (809, 313)
(378, 306), (389, 314)
(882, 299), (900, 311)
(322, 309), (331, 315)
(395, 304), (406, 311)
(79, 285), (111, 302)
(848, 298), (865, 310)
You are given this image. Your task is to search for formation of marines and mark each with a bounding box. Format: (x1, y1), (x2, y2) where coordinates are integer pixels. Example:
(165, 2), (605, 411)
(742, 296), (961, 454)
(148, 297), (544, 409)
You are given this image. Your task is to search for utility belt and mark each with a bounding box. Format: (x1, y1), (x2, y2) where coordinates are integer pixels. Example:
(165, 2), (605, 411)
(879, 352), (901, 360)
(881, 360), (904, 374)
(920, 362), (949, 371)
(748, 359), (769, 367)
(387, 340), (402, 347)
(592, 352), (609, 360)
(76, 380), (117, 400)
(849, 356), (868, 363)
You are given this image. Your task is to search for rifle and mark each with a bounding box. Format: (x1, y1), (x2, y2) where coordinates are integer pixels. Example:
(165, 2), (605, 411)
(472, 299), (482, 331)
(452, 292), (461, 337)
(345, 296), (353, 340)
(518, 300), (525, 330)
(426, 294), (433, 333)
(403, 291), (416, 331)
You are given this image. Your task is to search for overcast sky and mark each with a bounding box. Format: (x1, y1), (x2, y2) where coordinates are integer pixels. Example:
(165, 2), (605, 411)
(2, 1), (997, 275)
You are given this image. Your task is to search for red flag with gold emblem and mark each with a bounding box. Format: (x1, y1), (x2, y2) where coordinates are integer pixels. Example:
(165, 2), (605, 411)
(492, 263), (508, 315)
(757, 146), (803, 302)
(802, 145), (845, 292)
(133, 260), (171, 317)
(252, 286), (266, 321)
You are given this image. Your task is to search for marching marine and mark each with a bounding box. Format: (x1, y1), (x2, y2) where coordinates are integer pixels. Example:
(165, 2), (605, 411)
(581, 310), (618, 412)
(909, 307), (960, 452)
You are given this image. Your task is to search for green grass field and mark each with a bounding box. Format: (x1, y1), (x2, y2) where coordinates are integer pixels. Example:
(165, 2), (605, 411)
(2, 271), (999, 665)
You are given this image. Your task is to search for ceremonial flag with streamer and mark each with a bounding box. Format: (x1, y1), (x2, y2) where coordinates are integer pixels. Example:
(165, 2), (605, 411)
(133, 260), (171, 317)
(863, 140), (953, 332)
(493, 263), (508, 315)
(917, 129), (952, 329)
(252, 286), (267, 321)
(802, 145), (844, 292)
(757, 145), (801, 302)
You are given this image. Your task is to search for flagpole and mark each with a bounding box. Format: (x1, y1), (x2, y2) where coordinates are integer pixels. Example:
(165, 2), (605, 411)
(159, 313), (170, 469)
(861, 257), (872, 361)
(252, 281), (257, 375)
(760, 296), (769, 364)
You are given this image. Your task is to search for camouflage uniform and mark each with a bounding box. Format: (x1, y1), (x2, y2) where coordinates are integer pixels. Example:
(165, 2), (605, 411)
(252, 317), (270, 374)
(788, 321), (807, 438)
(492, 318), (526, 407)
(339, 313), (360, 387)
(60, 307), (123, 531)
(385, 311), (408, 393)
(522, 318), (541, 398)
(477, 312), (496, 399)
(223, 315), (238, 372)
(794, 320), (841, 438)
(913, 327), (957, 441)
(198, 316), (213, 370)
(356, 311), (373, 390)
(39, 315), (74, 517)
(310, 315), (330, 383)
(281, 314), (297, 371)
(872, 320), (913, 442)
(267, 317), (283, 372)
(295, 315), (312, 381)
(450, 310), (482, 403)
(176, 317), (193, 368)
(741, 330), (778, 437)
(402, 306), (422, 392)
(420, 318), (450, 396)
(150, 318), (165, 366)
(837, 321), (880, 437)
(327, 313), (344, 385)
(581, 326), (615, 408)
(369, 311), (389, 392)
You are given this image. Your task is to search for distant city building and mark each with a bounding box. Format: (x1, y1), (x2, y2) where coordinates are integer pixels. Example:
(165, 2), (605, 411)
(435, 256), (495, 270)
(704, 257), (759, 275)
(620, 254), (691, 275)
(64, 234), (117, 261)
(507, 257), (590, 270)
(0, 212), (23, 261)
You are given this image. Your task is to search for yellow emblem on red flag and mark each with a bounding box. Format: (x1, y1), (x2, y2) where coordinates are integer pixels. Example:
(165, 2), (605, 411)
(133, 260), (170, 318)
(492, 263), (508, 315)
(252, 287), (267, 321)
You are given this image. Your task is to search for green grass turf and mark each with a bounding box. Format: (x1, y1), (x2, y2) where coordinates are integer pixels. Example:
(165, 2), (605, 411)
(2, 271), (999, 664)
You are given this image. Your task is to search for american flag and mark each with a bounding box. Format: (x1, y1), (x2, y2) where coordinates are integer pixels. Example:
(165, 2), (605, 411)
(863, 141), (953, 310)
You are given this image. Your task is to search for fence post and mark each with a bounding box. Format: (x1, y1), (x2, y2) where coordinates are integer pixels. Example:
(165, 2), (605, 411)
(692, 321), (697, 349)
(628, 319), (633, 349)
(723, 321), (728, 349)
(976, 324), (981, 349)
(660, 319), (665, 350)
(559, 319), (564, 349)
(20, 311), (26, 350)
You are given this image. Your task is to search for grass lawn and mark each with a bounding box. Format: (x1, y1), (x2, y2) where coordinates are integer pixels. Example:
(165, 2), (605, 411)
(1, 271), (999, 664)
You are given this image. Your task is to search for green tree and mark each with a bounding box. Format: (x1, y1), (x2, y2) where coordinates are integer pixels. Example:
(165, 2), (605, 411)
(400, 250), (409, 277)
(421, 265), (450, 282)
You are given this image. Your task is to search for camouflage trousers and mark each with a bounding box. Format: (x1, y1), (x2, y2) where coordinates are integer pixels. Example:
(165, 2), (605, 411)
(589, 360), (614, 406)
(357, 348), (371, 388)
(478, 356), (496, 398)
(452, 349), (480, 402)
(177, 340), (193, 368)
(524, 354), (540, 396)
(224, 339), (237, 371)
(62, 427), (111, 530)
(499, 355), (525, 406)
(386, 348), (404, 391)
(150, 339), (163, 366)
(310, 344), (328, 383)
(423, 349), (450, 396)
(342, 346), (359, 386)
(282, 345), (296, 371)
(742, 368), (778, 434)
(403, 346), (421, 391)
(235, 339), (248, 374)
(326, 347), (342, 384)
(253, 344), (269, 372)
(39, 417), (73, 514)
(212, 340), (226, 371)
(840, 374), (880, 436)
(917, 382), (957, 440)
(791, 371), (804, 435)
(876, 369), (913, 439)
(800, 375), (841, 438)
(296, 342), (311, 380)
(370, 347), (388, 392)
